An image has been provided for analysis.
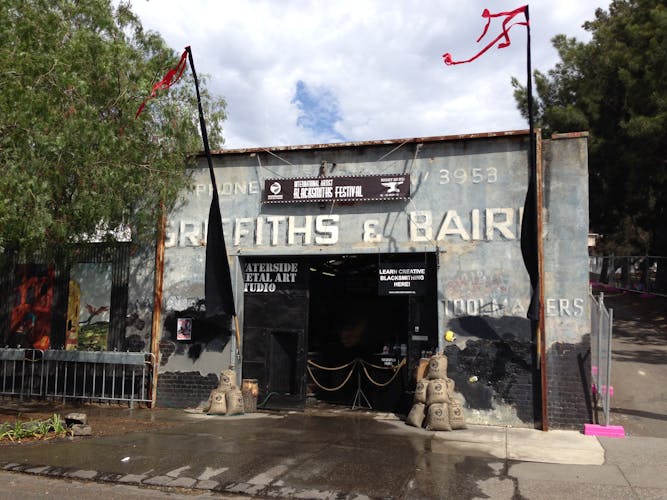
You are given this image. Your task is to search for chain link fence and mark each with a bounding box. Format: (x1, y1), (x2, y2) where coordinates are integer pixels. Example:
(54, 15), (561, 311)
(590, 255), (667, 296)
(590, 292), (613, 426)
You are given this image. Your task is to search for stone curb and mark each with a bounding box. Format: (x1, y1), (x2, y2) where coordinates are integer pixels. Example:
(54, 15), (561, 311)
(0, 460), (367, 499)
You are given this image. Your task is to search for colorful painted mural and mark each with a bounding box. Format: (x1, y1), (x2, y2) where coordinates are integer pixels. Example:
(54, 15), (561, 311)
(70, 263), (112, 350)
(65, 280), (81, 350)
(9, 264), (55, 349)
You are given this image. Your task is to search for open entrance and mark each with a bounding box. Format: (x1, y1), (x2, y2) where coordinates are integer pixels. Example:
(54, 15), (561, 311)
(241, 253), (438, 412)
(307, 253), (438, 413)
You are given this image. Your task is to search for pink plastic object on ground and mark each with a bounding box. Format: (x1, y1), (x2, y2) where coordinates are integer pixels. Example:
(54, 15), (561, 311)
(584, 423), (625, 438)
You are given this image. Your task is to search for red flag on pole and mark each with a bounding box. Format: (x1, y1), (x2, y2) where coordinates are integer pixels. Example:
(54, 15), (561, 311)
(442, 6), (528, 65)
(135, 50), (188, 118)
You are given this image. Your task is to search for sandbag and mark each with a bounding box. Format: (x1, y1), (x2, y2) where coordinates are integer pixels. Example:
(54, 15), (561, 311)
(207, 389), (227, 415)
(445, 377), (455, 398)
(218, 369), (236, 392)
(448, 400), (467, 430)
(426, 378), (450, 405)
(425, 403), (452, 431)
(414, 379), (429, 404)
(405, 403), (426, 428)
(426, 354), (448, 380)
(225, 388), (245, 415)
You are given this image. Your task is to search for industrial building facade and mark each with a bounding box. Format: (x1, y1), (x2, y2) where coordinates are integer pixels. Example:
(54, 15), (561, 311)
(149, 130), (590, 429)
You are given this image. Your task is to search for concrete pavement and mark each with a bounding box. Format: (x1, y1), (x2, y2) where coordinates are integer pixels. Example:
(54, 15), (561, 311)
(0, 408), (665, 499)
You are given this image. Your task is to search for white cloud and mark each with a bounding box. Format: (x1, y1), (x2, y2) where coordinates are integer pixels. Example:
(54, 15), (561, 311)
(125, 0), (609, 148)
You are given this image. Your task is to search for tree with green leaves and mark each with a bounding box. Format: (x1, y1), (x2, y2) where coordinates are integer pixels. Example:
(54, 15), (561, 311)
(0, 0), (226, 256)
(512, 0), (666, 261)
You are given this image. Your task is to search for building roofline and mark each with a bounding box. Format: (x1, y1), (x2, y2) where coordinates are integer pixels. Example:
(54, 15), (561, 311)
(206, 129), (533, 156)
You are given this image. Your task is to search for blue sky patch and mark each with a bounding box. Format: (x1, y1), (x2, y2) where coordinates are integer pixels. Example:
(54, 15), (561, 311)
(292, 80), (346, 142)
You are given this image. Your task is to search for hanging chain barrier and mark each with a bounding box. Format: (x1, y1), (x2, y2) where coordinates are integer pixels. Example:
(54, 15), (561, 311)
(306, 359), (356, 392)
(360, 358), (406, 387)
(306, 357), (406, 392)
(307, 359), (356, 371)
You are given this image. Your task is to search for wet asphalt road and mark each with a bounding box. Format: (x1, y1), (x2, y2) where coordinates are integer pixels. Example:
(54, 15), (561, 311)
(0, 412), (524, 499)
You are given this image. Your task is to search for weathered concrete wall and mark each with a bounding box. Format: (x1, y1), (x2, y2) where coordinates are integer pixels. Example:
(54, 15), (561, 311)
(125, 246), (155, 353)
(542, 134), (591, 427)
(150, 131), (590, 425)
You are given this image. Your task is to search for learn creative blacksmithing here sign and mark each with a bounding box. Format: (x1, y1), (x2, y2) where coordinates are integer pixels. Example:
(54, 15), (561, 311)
(263, 174), (410, 204)
(378, 262), (427, 295)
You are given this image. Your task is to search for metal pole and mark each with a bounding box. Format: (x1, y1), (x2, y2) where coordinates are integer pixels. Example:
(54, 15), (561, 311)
(597, 292), (604, 422)
(536, 129), (547, 431)
(605, 308), (614, 426)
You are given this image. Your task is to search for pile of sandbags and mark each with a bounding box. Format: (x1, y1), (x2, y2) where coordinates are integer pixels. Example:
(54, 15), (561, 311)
(204, 369), (245, 416)
(406, 353), (466, 431)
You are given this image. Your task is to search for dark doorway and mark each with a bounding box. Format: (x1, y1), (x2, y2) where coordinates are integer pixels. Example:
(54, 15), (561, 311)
(268, 330), (299, 394)
(306, 253), (438, 413)
(241, 254), (437, 412)
(241, 257), (309, 410)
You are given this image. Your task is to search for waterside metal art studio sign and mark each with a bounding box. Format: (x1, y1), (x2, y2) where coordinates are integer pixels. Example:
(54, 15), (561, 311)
(243, 261), (307, 293)
(263, 174), (410, 204)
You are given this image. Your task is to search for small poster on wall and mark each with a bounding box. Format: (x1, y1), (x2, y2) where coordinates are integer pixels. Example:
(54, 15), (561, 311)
(378, 262), (427, 296)
(177, 318), (193, 341)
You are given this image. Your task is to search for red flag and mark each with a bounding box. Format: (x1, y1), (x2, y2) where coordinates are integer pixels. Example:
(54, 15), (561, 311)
(442, 6), (528, 65)
(135, 50), (188, 118)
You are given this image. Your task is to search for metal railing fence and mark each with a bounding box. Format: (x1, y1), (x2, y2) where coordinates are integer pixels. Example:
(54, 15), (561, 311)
(590, 255), (666, 296)
(0, 349), (154, 407)
(590, 291), (614, 426)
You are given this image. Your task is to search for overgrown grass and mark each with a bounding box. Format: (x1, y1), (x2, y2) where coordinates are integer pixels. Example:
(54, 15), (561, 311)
(0, 414), (71, 442)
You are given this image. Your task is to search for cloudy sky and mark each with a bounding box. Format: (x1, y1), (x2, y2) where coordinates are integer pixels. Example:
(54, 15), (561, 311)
(127, 0), (610, 149)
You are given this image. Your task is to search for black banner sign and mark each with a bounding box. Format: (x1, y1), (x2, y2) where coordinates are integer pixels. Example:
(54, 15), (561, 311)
(378, 263), (427, 296)
(243, 260), (307, 293)
(263, 174), (410, 204)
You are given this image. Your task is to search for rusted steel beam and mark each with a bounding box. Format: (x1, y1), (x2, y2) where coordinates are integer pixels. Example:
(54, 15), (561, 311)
(536, 130), (548, 431)
(150, 202), (167, 408)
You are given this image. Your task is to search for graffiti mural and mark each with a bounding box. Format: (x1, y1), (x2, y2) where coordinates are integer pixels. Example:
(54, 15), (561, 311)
(8, 264), (55, 349)
(69, 263), (112, 350)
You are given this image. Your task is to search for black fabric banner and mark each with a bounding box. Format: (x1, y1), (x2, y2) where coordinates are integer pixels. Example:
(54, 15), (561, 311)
(520, 7), (540, 322)
(520, 151), (539, 321)
(186, 46), (236, 318)
(205, 190), (236, 317)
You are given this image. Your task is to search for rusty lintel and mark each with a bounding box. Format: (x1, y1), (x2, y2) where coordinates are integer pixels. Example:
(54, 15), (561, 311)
(551, 131), (589, 140)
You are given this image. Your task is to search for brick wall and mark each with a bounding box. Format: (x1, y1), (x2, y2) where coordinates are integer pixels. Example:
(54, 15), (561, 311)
(156, 371), (219, 408)
(444, 335), (537, 425)
(546, 340), (592, 429)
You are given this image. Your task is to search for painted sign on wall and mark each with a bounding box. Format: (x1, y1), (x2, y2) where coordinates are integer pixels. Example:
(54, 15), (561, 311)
(243, 260), (307, 293)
